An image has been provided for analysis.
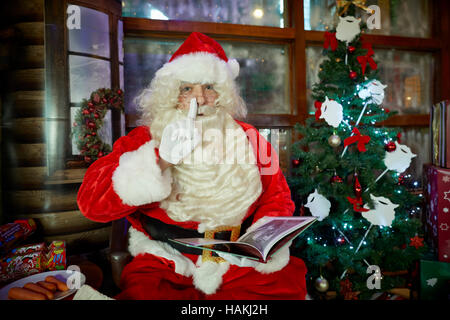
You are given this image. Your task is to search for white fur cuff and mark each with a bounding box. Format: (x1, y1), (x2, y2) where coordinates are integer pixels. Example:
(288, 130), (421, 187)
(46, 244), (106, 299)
(128, 227), (195, 277)
(112, 140), (172, 206)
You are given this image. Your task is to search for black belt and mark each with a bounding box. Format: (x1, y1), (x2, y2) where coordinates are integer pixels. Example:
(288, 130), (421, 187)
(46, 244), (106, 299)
(138, 212), (254, 255)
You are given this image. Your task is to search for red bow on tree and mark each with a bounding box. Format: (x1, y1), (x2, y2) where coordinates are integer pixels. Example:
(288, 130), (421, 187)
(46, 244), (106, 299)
(347, 196), (370, 213)
(324, 31), (338, 51)
(357, 42), (377, 75)
(314, 101), (323, 120)
(344, 128), (371, 152)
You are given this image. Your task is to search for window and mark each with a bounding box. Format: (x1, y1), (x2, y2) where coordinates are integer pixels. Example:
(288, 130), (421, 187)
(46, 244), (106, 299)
(121, 0), (447, 181)
(67, 4), (124, 157)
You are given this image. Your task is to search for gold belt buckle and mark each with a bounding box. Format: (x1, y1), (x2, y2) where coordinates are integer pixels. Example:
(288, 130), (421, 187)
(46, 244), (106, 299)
(202, 225), (241, 263)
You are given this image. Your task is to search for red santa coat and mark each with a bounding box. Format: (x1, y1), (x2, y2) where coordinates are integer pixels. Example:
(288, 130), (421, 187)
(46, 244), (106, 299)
(77, 120), (308, 300)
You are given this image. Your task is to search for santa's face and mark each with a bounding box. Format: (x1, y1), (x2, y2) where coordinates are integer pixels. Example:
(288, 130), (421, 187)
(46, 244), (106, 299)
(177, 82), (219, 117)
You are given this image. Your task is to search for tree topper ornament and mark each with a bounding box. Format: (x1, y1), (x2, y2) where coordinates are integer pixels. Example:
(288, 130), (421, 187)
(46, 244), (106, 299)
(358, 80), (387, 106)
(362, 194), (399, 227)
(336, 16), (361, 44)
(319, 97), (343, 128)
(305, 189), (331, 222)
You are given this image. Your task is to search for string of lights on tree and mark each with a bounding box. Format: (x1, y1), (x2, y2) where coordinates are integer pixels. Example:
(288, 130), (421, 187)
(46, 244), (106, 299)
(288, 3), (426, 299)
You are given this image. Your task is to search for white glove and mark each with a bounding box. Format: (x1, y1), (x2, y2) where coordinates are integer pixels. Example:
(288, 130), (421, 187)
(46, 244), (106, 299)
(159, 98), (201, 165)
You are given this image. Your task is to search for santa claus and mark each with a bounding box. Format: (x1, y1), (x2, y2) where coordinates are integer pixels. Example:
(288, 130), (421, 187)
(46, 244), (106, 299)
(75, 32), (308, 300)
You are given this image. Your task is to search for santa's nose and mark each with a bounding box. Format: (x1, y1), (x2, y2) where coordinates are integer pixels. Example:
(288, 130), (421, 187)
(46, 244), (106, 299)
(192, 86), (206, 105)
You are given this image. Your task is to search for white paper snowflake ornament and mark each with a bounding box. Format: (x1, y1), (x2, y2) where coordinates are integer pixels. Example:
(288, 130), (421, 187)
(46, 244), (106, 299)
(305, 189), (331, 221)
(362, 194), (399, 227)
(358, 80), (387, 105)
(336, 16), (361, 44)
(319, 97), (343, 128)
(384, 142), (417, 173)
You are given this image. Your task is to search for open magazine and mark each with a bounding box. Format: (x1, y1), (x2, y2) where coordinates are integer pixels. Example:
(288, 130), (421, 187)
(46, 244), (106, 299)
(169, 216), (317, 263)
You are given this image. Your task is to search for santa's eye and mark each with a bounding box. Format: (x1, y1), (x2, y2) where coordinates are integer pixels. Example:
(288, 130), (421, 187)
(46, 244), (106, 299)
(180, 86), (192, 92)
(204, 84), (214, 90)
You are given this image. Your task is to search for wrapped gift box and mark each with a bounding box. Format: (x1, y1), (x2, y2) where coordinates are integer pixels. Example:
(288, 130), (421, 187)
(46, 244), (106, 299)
(420, 260), (450, 300)
(430, 100), (450, 168)
(423, 164), (450, 262)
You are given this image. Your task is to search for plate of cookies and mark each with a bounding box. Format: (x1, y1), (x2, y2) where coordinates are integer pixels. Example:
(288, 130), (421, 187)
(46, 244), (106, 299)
(0, 270), (86, 300)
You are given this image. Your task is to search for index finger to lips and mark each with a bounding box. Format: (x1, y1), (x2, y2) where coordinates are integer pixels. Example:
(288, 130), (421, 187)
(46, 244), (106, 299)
(187, 98), (197, 120)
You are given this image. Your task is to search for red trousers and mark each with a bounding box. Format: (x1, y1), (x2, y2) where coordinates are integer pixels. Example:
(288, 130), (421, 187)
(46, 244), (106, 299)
(115, 253), (308, 300)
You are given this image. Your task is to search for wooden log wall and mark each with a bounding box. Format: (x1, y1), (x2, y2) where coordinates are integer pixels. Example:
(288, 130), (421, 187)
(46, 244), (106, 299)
(1, 0), (110, 252)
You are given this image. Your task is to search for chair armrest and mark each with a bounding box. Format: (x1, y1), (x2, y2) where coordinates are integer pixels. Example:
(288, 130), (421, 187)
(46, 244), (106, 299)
(109, 218), (131, 288)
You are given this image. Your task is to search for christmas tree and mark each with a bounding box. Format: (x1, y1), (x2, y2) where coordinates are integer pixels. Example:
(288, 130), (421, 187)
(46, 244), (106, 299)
(289, 5), (426, 300)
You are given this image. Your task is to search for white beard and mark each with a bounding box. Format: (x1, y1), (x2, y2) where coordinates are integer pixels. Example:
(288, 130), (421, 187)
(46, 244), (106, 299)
(154, 108), (263, 232)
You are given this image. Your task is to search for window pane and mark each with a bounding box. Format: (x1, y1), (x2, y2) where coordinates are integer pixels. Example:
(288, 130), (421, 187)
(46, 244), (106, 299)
(304, 0), (432, 38)
(258, 128), (291, 176)
(118, 19), (124, 63)
(375, 49), (434, 115)
(305, 46), (434, 115)
(122, 0), (286, 27)
(119, 64), (124, 91)
(69, 55), (111, 103)
(398, 127), (430, 184)
(124, 38), (290, 115)
(68, 5), (110, 57)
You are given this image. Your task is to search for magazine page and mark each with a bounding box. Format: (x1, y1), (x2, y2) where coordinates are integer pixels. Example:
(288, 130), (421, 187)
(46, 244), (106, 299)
(169, 238), (263, 260)
(237, 217), (316, 259)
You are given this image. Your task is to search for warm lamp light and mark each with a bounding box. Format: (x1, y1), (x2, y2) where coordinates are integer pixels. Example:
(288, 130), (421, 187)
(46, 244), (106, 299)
(253, 8), (264, 19)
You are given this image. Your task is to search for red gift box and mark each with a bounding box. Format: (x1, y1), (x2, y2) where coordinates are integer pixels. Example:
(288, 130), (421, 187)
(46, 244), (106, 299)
(424, 164), (450, 262)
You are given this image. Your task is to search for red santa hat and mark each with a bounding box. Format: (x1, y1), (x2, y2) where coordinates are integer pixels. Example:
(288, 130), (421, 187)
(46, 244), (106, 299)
(155, 32), (240, 84)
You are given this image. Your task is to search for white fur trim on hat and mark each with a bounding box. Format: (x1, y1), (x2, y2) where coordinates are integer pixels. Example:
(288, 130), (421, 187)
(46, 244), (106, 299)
(112, 140), (172, 207)
(156, 52), (239, 84)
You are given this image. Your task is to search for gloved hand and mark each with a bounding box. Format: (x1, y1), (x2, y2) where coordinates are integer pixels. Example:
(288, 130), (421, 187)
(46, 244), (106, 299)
(159, 98), (201, 165)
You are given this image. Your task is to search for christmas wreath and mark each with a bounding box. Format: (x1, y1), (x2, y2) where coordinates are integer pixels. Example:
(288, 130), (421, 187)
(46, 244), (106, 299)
(72, 88), (124, 163)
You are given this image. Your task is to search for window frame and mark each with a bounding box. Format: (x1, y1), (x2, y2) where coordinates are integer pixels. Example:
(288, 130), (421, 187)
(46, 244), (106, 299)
(122, 0), (449, 130)
(45, 0), (123, 175)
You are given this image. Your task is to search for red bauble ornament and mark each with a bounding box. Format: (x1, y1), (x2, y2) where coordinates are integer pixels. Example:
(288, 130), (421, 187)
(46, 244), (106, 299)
(84, 156), (92, 163)
(348, 46), (356, 53)
(98, 151), (104, 158)
(88, 121), (96, 129)
(117, 89), (123, 95)
(354, 173), (362, 198)
(385, 141), (396, 152)
(82, 109), (90, 115)
(292, 159), (301, 168)
(331, 175), (343, 184)
(349, 71), (358, 80)
(94, 113), (100, 119)
(102, 98), (108, 104)
(88, 102), (94, 108)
